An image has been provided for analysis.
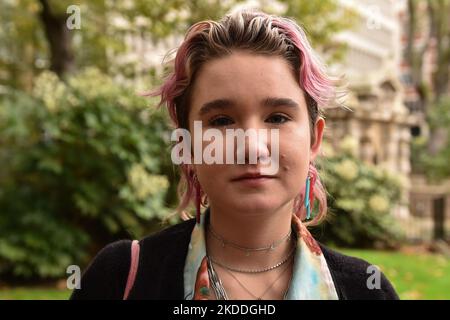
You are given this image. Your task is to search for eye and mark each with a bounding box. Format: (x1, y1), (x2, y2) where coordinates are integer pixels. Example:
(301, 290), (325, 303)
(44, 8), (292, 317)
(266, 114), (290, 124)
(208, 116), (234, 127)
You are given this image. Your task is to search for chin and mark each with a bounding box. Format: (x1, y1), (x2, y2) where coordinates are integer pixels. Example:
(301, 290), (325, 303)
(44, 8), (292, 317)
(230, 194), (281, 215)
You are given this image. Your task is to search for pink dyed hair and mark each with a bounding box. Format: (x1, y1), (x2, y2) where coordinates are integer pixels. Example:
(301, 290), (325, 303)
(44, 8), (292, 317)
(148, 10), (340, 226)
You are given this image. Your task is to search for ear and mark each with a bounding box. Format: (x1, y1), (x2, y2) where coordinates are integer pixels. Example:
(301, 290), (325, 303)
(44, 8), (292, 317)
(310, 117), (325, 162)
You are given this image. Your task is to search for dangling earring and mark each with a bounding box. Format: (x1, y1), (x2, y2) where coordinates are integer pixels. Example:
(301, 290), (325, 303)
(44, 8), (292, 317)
(194, 174), (202, 224)
(304, 175), (310, 220)
(304, 164), (317, 221)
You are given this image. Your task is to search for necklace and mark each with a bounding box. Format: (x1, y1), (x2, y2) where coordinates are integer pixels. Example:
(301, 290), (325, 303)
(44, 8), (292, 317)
(207, 257), (229, 300)
(208, 244), (296, 274)
(222, 257), (293, 300)
(208, 225), (292, 256)
(207, 254), (294, 300)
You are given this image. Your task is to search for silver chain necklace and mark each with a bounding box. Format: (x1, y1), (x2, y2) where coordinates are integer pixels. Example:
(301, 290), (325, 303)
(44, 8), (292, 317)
(208, 244), (296, 273)
(208, 225), (292, 256)
(222, 258), (292, 300)
(207, 252), (295, 300)
(207, 257), (229, 300)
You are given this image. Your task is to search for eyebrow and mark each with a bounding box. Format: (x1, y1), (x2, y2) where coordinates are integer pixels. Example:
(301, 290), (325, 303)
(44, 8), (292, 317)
(198, 97), (299, 116)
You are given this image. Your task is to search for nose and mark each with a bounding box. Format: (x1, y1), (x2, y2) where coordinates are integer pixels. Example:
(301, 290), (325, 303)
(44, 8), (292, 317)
(235, 128), (271, 165)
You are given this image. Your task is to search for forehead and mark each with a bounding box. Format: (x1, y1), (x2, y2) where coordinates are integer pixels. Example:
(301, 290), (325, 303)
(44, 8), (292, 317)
(190, 51), (303, 109)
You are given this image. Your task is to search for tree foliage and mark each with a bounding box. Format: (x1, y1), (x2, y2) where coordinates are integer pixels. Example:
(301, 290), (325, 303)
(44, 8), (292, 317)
(0, 0), (353, 89)
(0, 68), (173, 279)
(0, 0), (356, 280)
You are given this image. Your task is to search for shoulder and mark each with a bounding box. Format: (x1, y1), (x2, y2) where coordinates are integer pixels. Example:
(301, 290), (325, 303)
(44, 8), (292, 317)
(126, 218), (196, 299)
(135, 218), (196, 267)
(70, 219), (196, 300)
(139, 218), (196, 248)
(319, 243), (399, 300)
(319, 243), (374, 274)
(70, 239), (132, 300)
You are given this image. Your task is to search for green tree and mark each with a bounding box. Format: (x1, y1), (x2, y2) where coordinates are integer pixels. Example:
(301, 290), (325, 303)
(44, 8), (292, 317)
(0, 0), (244, 86)
(0, 68), (172, 279)
(406, 0), (450, 163)
(0, 0), (356, 280)
(0, 0), (354, 89)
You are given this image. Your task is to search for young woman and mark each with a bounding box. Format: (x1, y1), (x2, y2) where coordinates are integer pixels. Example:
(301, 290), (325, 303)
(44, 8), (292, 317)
(71, 10), (399, 300)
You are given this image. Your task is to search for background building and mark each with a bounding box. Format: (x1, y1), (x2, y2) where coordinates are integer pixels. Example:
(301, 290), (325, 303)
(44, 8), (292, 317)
(327, 0), (449, 241)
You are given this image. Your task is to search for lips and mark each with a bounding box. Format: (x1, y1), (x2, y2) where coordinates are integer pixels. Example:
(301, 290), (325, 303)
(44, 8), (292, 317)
(231, 172), (276, 181)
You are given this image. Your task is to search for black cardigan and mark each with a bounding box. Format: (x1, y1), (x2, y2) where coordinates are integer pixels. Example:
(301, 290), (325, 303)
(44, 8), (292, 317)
(70, 218), (399, 300)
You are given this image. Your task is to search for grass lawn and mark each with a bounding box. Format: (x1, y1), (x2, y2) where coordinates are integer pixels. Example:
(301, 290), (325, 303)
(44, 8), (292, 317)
(0, 249), (448, 300)
(0, 287), (71, 300)
(338, 248), (450, 300)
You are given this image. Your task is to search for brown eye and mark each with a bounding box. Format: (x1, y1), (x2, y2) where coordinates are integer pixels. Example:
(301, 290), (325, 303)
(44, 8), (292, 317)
(266, 114), (289, 124)
(209, 116), (234, 127)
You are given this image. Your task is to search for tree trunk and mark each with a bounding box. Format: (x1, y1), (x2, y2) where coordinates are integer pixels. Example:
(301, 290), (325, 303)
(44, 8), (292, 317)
(38, 0), (74, 77)
(425, 0), (449, 155)
(430, 0), (450, 102)
(406, 1), (450, 156)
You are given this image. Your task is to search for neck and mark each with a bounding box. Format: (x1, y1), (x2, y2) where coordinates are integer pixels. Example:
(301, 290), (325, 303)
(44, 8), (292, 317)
(205, 201), (296, 269)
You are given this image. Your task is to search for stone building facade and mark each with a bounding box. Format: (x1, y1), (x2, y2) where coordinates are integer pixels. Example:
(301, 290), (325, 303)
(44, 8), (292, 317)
(328, 0), (449, 241)
(328, 0), (414, 219)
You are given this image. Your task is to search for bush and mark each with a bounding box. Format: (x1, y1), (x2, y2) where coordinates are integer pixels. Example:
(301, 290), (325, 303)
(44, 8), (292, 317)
(312, 138), (405, 248)
(0, 69), (174, 280)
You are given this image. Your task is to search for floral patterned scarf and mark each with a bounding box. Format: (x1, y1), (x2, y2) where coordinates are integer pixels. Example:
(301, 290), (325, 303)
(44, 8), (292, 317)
(183, 210), (338, 300)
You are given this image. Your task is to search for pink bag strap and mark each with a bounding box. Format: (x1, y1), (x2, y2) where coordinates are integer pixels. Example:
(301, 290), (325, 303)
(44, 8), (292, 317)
(123, 240), (140, 300)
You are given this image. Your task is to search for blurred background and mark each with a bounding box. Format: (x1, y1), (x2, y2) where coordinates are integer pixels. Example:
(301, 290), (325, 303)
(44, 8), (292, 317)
(0, 0), (449, 300)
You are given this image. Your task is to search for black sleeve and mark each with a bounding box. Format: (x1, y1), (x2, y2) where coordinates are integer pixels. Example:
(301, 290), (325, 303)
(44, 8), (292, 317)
(70, 240), (131, 300)
(319, 244), (400, 300)
(378, 270), (400, 300)
(332, 265), (399, 300)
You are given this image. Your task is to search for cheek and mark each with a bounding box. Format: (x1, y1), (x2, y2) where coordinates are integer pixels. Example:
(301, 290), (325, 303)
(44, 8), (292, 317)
(278, 128), (310, 187)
